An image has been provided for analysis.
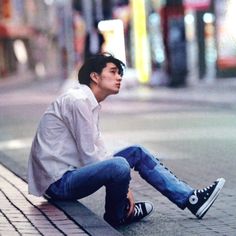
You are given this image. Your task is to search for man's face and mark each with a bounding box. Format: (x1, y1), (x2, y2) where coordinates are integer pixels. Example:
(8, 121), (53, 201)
(96, 62), (122, 95)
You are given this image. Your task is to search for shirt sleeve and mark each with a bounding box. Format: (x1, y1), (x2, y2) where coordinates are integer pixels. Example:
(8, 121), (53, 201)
(61, 96), (101, 165)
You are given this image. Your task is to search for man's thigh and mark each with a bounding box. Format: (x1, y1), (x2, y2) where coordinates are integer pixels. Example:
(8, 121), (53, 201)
(46, 157), (129, 200)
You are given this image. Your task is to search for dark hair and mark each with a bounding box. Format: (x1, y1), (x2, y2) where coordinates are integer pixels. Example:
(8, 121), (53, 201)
(78, 53), (125, 87)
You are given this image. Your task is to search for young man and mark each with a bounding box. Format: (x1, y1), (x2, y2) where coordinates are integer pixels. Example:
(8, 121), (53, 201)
(28, 53), (225, 227)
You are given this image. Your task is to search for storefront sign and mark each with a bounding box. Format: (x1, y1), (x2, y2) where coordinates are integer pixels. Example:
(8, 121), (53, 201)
(98, 19), (126, 65)
(184, 0), (211, 10)
(215, 0), (236, 69)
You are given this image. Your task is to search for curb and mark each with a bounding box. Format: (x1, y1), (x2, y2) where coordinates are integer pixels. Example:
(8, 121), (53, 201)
(0, 152), (122, 236)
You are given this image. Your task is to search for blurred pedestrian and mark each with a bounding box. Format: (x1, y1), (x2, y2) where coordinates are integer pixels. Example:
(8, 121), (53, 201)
(28, 53), (225, 227)
(84, 21), (105, 60)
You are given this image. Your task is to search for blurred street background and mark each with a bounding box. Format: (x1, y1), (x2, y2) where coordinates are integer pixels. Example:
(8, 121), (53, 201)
(1, 0), (236, 235)
(1, 0), (236, 85)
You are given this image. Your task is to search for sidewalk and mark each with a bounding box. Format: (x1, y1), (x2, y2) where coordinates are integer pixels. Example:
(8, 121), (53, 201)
(61, 74), (236, 109)
(2, 71), (236, 107)
(0, 163), (88, 236)
(115, 78), (236, 108)
(0, 163), (122, 236)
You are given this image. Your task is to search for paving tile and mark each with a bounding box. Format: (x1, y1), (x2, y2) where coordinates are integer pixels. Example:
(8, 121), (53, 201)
(0, 164), (89, 236)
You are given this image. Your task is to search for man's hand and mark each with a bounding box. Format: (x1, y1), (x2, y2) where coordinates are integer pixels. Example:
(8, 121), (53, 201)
(127, 189), (135, 218)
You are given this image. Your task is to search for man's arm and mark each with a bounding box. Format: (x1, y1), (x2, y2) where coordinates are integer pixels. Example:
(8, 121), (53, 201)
(62, 97), (102, 165)
(127, 189), (135, 217)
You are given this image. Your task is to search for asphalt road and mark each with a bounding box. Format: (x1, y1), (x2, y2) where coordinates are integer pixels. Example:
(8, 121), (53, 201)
(0, 78), (236, 235)
(84, 99), (236, 236)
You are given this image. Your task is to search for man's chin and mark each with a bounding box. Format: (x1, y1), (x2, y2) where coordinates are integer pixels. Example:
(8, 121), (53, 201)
(112, 89), (120, 94)
(108, 88), (120, 96)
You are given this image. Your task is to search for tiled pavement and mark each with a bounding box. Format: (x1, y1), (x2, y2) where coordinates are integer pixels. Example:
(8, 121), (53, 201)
(0, 164), (88, 236)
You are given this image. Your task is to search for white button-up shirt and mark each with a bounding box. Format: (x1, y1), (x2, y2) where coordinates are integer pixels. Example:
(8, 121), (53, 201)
(28, 85), (108, 196)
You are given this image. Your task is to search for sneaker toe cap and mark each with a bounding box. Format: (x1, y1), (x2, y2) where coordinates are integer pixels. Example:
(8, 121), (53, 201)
(144, 202), (154, 214)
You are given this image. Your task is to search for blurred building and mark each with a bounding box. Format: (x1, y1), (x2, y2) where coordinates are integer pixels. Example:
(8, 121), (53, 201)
(1, 0), (236, 85)
(0, 0), (59, 79)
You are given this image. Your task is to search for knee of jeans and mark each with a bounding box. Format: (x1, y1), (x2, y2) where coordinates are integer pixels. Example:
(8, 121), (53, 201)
(110, 157), (131, 181)
(130, 145), (157, 170)
(130, 145), (145, 153)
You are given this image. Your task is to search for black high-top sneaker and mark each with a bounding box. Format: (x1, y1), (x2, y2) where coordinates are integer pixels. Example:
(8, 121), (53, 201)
(104, 201), (154, 226)
(187, 178), (225, 219)
(125, 201), (154, 224)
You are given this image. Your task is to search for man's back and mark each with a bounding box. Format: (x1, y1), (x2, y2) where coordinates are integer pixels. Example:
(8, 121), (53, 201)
(28, 85), (107, 196)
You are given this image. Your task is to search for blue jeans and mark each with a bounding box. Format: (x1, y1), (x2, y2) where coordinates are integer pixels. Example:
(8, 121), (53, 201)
(46, 145), (193, 225)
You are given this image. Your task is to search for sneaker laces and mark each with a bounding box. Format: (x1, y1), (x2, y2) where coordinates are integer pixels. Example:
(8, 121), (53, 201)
(133, 204), (143, 217)
(197, 181), (216, 193)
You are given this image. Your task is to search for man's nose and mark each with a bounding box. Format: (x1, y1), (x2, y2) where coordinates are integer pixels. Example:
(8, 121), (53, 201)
(117, 74), (122, 81)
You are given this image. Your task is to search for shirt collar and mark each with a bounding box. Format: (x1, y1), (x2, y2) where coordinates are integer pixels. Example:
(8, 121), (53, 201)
(79, 84), (100, 110)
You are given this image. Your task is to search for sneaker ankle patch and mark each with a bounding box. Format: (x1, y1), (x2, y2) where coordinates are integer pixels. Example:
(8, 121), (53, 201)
(189, 194), (198, 204)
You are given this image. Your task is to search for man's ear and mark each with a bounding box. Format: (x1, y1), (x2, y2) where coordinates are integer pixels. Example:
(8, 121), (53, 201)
(90, 72), (99, 84)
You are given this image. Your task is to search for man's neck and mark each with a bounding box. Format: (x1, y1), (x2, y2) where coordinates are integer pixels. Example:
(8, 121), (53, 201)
(90, 86), (107, 103)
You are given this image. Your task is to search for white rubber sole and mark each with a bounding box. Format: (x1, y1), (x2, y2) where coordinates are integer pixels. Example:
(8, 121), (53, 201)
(196, 178), (225, 219)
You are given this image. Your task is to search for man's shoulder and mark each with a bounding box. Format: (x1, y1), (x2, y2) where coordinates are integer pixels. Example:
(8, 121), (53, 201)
(48, 88), (90, 116)
(60, 86), (88, 102)
(54, 85), (97, 111)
